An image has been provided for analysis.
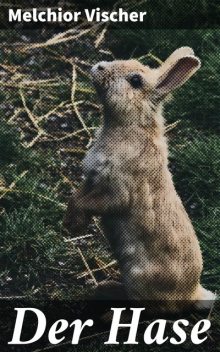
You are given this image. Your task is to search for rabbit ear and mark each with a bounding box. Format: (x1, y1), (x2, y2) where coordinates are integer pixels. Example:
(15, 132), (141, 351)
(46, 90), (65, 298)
(155, 47), (201, 95)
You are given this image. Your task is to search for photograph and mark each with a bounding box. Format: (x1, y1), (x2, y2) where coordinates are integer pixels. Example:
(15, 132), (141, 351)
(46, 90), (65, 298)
(0, 1), (219, 351)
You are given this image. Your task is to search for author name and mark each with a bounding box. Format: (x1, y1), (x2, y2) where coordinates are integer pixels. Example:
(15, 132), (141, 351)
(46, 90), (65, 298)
(9, 8), (147, 23)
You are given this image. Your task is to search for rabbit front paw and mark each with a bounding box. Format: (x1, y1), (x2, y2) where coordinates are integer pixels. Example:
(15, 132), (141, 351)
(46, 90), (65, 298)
(63, 191), (90, 236)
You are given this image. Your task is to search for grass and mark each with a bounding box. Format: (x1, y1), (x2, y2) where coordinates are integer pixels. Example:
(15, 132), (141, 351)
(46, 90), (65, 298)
(169, 132), (220, 292)
(0, 26), (219, 349)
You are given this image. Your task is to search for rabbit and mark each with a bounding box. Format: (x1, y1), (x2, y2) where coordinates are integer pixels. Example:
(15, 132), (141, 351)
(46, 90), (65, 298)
(64, 47), (216, 313)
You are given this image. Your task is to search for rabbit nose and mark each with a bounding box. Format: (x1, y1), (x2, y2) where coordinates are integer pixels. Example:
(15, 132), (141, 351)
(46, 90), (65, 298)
(91, 61), (110, 75)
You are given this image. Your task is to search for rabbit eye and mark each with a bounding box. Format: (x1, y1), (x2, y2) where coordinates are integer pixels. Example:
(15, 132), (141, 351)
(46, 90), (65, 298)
(129, 74), (143, 89)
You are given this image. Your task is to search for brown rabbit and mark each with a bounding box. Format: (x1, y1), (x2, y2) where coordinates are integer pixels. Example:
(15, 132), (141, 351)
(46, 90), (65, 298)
(64, 47), (215, 312)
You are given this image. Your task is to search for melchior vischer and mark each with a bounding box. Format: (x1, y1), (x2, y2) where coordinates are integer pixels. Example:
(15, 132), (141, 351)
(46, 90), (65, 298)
(8, 8), (147, 23)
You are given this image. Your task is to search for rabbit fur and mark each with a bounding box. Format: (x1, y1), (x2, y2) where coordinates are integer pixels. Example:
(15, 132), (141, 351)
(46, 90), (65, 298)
(64, 47), (216, 312)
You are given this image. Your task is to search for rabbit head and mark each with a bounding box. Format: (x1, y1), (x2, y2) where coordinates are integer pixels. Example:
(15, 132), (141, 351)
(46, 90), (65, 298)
(91, 47), (201, 126)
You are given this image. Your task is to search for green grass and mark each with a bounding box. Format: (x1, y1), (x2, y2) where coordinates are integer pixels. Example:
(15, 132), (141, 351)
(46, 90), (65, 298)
(169, 131), (220, 292)
(0, 205), (67, 288)
(0, 28), (219, 293)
